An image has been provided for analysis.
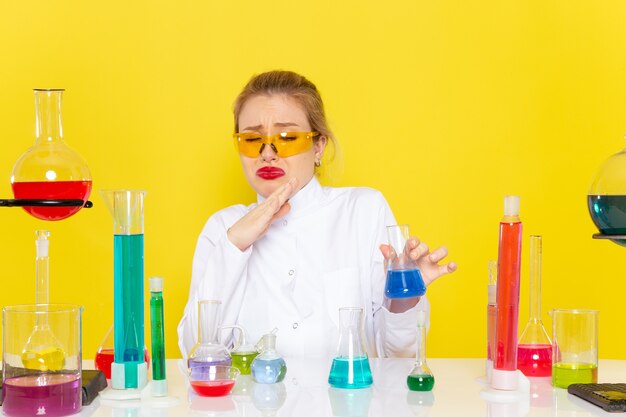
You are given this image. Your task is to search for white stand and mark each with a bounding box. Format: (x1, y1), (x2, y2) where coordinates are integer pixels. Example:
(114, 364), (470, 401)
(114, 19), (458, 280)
(480, 370), (530, 417)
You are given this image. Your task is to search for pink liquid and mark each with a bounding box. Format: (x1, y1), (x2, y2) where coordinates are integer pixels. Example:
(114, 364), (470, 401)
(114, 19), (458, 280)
(2, 373), (81, 417)
(495, 220), (522, 371)
(517, 344), (552, 377)
(94, 348), (150, 379)
(190, 380), (235, 397)
(11, 180), (92, 221)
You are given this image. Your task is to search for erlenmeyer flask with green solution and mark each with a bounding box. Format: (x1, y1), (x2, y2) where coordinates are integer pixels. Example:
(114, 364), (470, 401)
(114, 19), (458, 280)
(21, 230), (65, 371)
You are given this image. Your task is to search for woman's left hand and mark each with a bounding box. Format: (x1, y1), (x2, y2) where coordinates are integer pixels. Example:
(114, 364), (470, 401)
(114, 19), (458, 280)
(380, 237), (457, 287)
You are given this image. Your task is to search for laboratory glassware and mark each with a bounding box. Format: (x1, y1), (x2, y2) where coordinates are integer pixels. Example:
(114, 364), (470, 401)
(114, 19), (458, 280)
(94, 324), (150, 379)
(188, 300), (233, 381)
(492, 196), (522, 390)
(407, 310), (434, 391)
(385, 224), (426, 299)
(189, 365), (240, 397)
(101, 189), (147, 390)
(550, 309), (598, 388)
(588, 135), (626, 246)
(486, 259), (497, 379)
(149, 276), (167, 396)
(251, 329), (287, 384)
(230, 326), (259, 375)
(22, 230), (65, 372)
(517, 235), (552, 377)
(328, 307), (373, 389)
(3, 304), (83, 417)
(10, 89), (92, 220)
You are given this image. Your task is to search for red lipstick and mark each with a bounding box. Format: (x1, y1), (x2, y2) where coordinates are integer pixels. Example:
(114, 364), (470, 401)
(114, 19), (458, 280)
(256, 166), (285, 180)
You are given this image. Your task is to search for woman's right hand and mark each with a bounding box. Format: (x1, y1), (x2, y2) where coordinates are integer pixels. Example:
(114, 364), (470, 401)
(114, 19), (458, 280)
(227, 178), (299, 251)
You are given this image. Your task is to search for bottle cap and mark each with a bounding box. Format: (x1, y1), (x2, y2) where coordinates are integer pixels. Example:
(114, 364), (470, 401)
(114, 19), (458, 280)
(150, 276), (163, 292)
(504, 196), (520, 216)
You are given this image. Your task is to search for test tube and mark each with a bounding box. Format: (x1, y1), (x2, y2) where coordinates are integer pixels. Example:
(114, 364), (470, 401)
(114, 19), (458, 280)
(150, 276), (167, 396)
(492, 196), (522, 390)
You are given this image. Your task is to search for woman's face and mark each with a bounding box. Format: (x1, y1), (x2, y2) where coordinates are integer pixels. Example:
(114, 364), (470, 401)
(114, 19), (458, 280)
(237, 94), (326, 198)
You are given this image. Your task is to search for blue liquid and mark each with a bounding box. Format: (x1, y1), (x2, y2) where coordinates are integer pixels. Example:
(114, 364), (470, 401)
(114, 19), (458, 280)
(588, 195), (626, 246)
(385, 269), (426, 299)
(328, 356), (373, 389)
(113, 234), (145, 388)
(251, 357), (287, 384)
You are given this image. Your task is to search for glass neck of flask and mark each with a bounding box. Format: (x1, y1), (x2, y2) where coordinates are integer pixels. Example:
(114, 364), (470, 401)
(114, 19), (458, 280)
(34, 89), (64, 144)
(198, 301), (221, 344)
(415, 324), (428, 364)
(529, 235), (543, 321)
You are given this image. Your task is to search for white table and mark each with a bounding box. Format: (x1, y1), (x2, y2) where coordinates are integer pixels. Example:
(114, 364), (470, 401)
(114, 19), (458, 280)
(54, 359), (626, 416)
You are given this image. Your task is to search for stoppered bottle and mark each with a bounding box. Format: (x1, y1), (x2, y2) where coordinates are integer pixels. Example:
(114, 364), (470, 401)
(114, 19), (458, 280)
(251, 329), (286, 384)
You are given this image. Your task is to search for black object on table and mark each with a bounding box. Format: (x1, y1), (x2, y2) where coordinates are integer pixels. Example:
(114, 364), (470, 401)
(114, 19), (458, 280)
(568, 383), (626, 412)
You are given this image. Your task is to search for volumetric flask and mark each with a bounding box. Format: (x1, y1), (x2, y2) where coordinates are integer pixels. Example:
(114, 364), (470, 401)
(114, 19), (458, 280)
(188, 300), (232, 380)
(11, 89), (92, 221)
(550, 309), (598, 388)
(517, 235), (552, 377)
(251, 330), (287, 384)
(407, 310), (434, 391)
(328, 307), (373, 389)
(3, 304), (83, 417)
(385, 224), (426, 299)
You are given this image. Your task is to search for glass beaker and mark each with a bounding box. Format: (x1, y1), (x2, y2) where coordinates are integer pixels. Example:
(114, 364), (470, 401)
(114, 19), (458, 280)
(385, 224), (426, 299)
(328, 307), (373, 389)
(588, 135), (626, 246)
(3, 304), (83, 417)
(188, 300), (233, 380)
(407, 310), (434, 391)
(517, 235), (552, 377)
(11, 89), (92, 221)
(550, 309), (599, 388)
(251, 330), (287, 384)
(101, 189), (147, 390)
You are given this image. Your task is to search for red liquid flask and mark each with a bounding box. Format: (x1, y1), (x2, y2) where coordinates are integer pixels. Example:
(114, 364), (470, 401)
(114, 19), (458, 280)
(517, 235), (552, 377)
(11, 89), (92, 221)
(94, 326), (150, 379)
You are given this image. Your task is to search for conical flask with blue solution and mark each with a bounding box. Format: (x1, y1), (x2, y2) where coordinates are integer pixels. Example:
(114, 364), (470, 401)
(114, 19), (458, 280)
(328, 307), (373, 389)
(385, 224), (426, 298)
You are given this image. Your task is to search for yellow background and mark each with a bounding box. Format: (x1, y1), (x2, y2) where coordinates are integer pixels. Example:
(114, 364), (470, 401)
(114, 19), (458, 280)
(1, 1), (625, 360)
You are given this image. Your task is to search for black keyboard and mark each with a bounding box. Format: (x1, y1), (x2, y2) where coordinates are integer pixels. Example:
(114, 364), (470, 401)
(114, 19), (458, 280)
(568, 383), (626, 412)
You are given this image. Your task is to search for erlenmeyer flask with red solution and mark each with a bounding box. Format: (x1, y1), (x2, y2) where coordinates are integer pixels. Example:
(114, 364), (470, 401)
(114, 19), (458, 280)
(94, 325), (150, 379)
(10, 89), (92, 220)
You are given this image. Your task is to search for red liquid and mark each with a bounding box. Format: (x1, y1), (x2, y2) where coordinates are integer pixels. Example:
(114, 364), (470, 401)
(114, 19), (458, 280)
(95, 348), (150, 379)
(495, 220), (522, 371)
(11, 180), (92, 221)
(190, 380), (236, 397)
(517, 344), (552, 377)
(2, 373), (81, 417)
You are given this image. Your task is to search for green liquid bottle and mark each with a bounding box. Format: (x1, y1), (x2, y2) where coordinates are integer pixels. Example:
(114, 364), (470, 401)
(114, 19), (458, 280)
(407, 310), (434, 392)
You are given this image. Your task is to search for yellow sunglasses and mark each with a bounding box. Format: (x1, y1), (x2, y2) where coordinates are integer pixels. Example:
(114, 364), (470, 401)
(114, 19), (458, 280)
(233, 131), (320, 158)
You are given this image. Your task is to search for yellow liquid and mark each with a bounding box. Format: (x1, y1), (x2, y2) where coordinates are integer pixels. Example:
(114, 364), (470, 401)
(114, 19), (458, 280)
(552, 363), (597, 388)
(21, 347), (66, 371)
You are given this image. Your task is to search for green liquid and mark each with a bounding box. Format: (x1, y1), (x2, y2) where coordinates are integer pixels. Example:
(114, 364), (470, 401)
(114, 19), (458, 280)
(407, 374), (435, 391)
(150, 291), (166, 380)
(231, 351), (258, 375)
(552, 363), (597, 388)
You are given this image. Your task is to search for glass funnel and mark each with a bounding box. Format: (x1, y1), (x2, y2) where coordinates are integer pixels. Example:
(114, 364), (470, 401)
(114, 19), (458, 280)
(407, 310), (434, 391)
(588, 136), (626, 246)
(188, 300), (232, 380)
(11, 89), (92, 221)
(517, 235), (552, 377)
(385, 224), (426, 299)
(328, 307), (373, 389)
